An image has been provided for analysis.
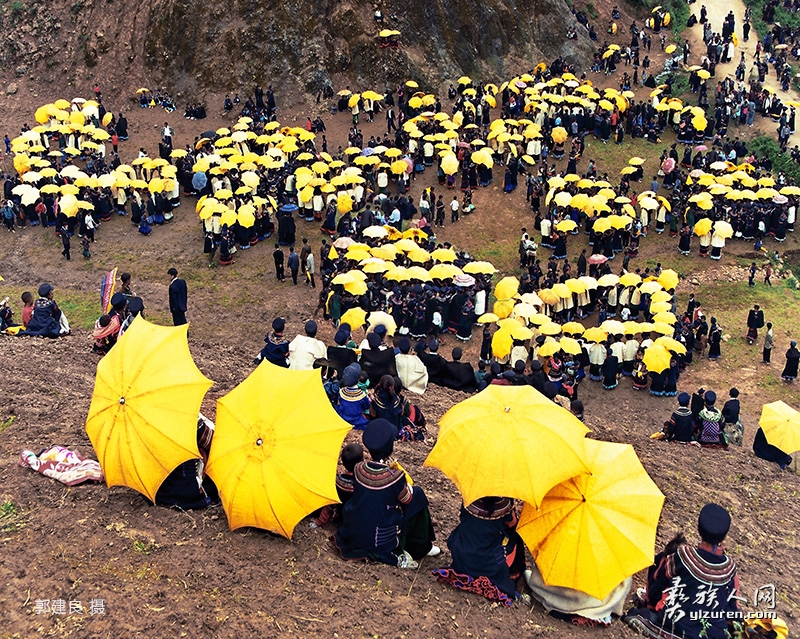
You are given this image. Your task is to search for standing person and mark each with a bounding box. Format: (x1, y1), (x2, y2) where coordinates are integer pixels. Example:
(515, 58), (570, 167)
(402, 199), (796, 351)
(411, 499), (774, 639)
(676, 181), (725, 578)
(781, 340), (800, 382)
(450, 196), (459, 223)
(763, 322), (774, 364)
(299, 238), (311, 277)
(162, 122), (173, 147)
(707, 317), (722, 360)
(287, 246), (300, 285)
(435, 195), (445, 227)
(273, 243), (285, 282)
(84, 211), (97, 243)
(764, 262), (773, 286)
(59, 223), (71, 261)
(167, 267), (188, 326)
(306, 249), (316, 288)
(746, 304), (764, 345)
(748, 261), (756, 287)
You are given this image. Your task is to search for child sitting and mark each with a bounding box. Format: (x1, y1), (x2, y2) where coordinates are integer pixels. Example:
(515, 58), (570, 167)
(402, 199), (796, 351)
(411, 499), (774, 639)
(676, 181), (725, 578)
(310, 442), (363, 527)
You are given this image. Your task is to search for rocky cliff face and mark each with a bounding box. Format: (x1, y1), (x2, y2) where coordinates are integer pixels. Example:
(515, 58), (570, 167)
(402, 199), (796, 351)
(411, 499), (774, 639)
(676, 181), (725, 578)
(0, 0), (592, 98)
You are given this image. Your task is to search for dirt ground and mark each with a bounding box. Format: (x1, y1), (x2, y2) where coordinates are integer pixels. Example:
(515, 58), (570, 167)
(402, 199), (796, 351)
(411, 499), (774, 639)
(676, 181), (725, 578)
(2, 10), (800, 638)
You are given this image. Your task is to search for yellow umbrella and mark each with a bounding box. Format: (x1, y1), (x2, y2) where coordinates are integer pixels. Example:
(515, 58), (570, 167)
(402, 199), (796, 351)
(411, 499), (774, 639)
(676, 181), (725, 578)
(495, 276), (520, 301)
(425, 385), (588, 507)
(537, 289), (561, 307)
(654, 336), (686, 355)
(477, 312), (500, 324)
(714, 220), (734, 239)
(650, 301), (672, 314)
(651, 322), (675, 336)
(559, 337), (584, 355)
(619, 273), (641, 288)
(550, 127), (568, 144)
(441, 153), (459, 175)
(518, 439), (664, 600)
(657, 269), (679, 291)
(430, 247), (457, 263)
(643, 343), (672, 373)
(340, 307), (368, 329)
(538, 341), (562, 358)
(560, 322), (586, 336)
(539, 322), (562, 336)
(640, 281), (664, 295)
(555, 219), (577, 232)
(665, 44), (677, 54)
(600, 319), (625, 335)
(463, 261), (497, 275)
(367, 310), (398, 336)
(583, 327), (608, 343)
(759, 401), (800, 454)
(85, 318), (213, 502)
(653, 311), (677, 325)
(207, 364), (352, 536)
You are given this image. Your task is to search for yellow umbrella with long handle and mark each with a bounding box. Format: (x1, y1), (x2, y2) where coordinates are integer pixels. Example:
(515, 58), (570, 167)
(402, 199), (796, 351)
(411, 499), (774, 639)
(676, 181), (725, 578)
(85, 317), (213, 502)
(207, 364), (352, 537)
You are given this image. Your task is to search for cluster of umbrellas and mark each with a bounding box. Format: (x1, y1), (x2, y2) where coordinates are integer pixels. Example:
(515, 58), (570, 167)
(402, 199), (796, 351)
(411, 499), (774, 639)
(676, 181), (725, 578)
(474, 272), (683, 369)
(426, 385), (664, 600)
(677, 164), (798, 207)
(10, 98), (181, 214)
(86, 317), (352, 537)
(325, 232), (497, 297)
(543, 168), (671, 226)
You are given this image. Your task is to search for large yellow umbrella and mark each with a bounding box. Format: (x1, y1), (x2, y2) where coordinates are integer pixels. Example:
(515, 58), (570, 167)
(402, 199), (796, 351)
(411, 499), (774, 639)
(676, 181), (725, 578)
(657, 269), (679, 291)
(340, 307), (368, 329)
(207, 364), (352, 537)
(643, 343), (671, 373)
(693, 217), (713, 236)
(495, 276), (520, 301)
(518, 439), (664, 600)
(759, 401), (800, 454)
(425, 385), (589, 507)
(85, 317), (213, 502)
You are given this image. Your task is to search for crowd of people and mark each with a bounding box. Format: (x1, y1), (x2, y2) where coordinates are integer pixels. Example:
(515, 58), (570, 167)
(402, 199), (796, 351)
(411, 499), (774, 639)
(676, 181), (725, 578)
(3, 2), (800, 636)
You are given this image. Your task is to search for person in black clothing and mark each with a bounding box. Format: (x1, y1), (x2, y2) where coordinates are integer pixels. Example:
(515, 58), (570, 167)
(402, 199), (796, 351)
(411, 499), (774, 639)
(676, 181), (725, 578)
(664, 392), (695, 442)
(167, 267), (188, 325)
(442, 347), (477, 392)
(722, 387), (743, 445)
(287, 246), (300, 285)
(576, 249), (587, 276)
(59, 224), (71, 261)
(417, 339), (448, 386)
(273, 244), (285, 281)
(753, 427), (793, 468)
(746, 304), (764, 344)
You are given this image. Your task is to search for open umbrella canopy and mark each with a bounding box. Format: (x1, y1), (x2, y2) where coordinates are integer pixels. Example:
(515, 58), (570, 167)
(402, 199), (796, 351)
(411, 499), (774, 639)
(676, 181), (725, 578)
(494, 276), (520, 301)
(85, 317), (213, 502)
(643, 343), (671, 373)
(206, 364), (352, 537)
(425, 385), (589, 507)
(759, 401), (800, 454)
(518, 439), (664, 600)
(583, 327), (608, 343)
(657, 269), (679, 291)
(339, 307), (368, 329)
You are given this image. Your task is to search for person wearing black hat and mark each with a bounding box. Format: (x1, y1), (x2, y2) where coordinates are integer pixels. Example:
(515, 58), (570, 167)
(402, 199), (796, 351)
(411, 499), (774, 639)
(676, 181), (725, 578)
(721, 388), (743, 446)
(746, 304), (764, 345)
(287, 320), (327, 370)
(625, 503), (739, 639)
(663, 392), (694, 442)
(327, 327), (358, 378)
(256, 318), (290, 368)
(359, 330), (397, 386)
(694, 390), (727, 447)
(753, 425), (794, 469)
(418, 339), (448, 386)
(395, 337), (428, 394)
(334, 418), (438, 569)
(167, 267), (188, 326)
(781, 340), (800, 382)
(23, 284), (69, 337)
(442, 347), (477, 392)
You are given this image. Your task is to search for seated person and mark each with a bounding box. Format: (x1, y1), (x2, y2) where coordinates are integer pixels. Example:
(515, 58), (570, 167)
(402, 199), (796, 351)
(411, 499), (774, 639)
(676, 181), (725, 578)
(24, 283), (70, 337)
(312, 442), (363, 527)
(395, 337), (428, 394)
(721, 387), (743, 445)
(526, 562), (630, 627)
(257, 318), (290, 367)
(359, 332), (397, 386)
(0, 296), (16, 331)
(625, 503), (739, 639)
(92, 292), (127, 354)
(434, 496), (526, 606)
(327, 327), (358, 378)
(753, 427), (793, 469)
(335, 363), (371, 430)
(663, 392), (695, 442)
(417, 339), (448, 386)
(20, 291), (34, 328)
(153, 414), (219, 510)
(288, 320), (328, 370)
(442, 347), (477, 392)
(370, 374), (404, 434)
(333, 419), (438, 568)
(694, 390), (727, 447)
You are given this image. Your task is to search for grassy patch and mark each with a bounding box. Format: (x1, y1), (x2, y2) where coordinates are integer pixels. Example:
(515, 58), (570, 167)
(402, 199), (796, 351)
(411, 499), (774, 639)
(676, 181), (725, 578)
(58, 290), (102, 330)
(133, 539), (157, 555)
(0, 415), (15, 435)
(750, 136), (800, 184)
(0, 500), (26, 533)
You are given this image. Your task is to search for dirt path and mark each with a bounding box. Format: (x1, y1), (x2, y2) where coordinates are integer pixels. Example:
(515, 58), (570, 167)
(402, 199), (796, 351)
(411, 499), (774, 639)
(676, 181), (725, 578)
(683, 0), (800, 147)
